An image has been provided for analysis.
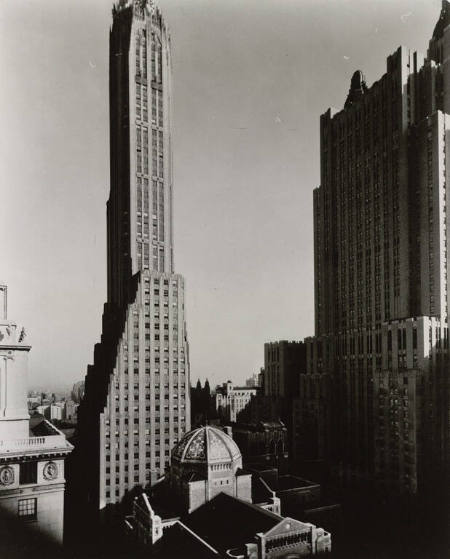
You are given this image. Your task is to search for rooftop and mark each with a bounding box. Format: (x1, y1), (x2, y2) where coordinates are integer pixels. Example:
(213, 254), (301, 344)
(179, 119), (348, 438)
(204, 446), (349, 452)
(184, 493), (282, 553)
(0, 417), (72, 459)
(154, 521), (219, 558)
(143, 478), (180, 520)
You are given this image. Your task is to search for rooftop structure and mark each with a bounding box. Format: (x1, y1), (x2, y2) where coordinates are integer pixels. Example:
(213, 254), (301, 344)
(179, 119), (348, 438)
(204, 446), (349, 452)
(215, 381), (259, 423)
(169, 425), (251, 513)
(184, 493), (331, 558)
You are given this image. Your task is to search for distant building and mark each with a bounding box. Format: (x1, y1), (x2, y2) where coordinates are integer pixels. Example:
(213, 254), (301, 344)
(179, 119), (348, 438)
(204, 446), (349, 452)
(245, 373), (261, 388)
(35, 404), (49, 417)
(232, 421), (288, 465)
(0, 283), (73, 543)
(190, 379), (216, 427)
(65, 400), (78, 423)
(125, 425), (331, 557)
(264, 341), (306, 399)
(50, 403), (65, 421)
(70, 381), (85, 404)
(215, 381), (259, 423)
(252, 341), (307, 456)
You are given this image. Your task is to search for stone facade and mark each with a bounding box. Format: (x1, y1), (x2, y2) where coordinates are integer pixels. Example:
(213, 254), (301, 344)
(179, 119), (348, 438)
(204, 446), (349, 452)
(215, 381), (259, 423)
(78, 0), (191, 513)
(302, 2), (450, 494)
(170, 425), (252, 513)
(0, 284), (72, 543)
(251, 517), (332, 558)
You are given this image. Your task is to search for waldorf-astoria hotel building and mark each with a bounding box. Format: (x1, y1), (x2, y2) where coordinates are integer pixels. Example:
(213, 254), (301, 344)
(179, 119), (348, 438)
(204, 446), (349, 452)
(301, 2), (450, 496)
(78, 0), (190, 514)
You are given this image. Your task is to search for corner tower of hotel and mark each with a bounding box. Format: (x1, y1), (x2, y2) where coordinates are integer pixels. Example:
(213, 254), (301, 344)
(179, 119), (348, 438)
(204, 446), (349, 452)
(0, 284), (73, 542)
(304, 1), (450, 495)
(79, 0), (190, 512)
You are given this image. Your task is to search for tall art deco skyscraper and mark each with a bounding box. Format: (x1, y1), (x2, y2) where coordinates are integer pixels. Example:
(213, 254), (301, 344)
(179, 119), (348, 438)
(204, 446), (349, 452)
(301, 1), (450, 496)
(79, 0), (190, 513)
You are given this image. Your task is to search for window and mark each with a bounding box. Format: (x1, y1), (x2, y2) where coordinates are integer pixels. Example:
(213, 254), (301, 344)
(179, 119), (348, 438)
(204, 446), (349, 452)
(20, 462), (37, 485)
(18, 498), (37, 521)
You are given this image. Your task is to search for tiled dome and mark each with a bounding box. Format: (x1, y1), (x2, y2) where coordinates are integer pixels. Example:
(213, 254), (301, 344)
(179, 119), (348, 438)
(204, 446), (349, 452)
(172, 426), (241, 464)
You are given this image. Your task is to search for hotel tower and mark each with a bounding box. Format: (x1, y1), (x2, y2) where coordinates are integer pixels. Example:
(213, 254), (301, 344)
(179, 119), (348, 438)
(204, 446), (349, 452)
(301, 1), (450, 495)
(79, 0), (190, 513)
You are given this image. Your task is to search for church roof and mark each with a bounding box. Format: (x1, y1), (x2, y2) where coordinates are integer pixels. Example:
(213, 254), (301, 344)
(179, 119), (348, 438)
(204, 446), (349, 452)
(153, 521), (220, 558)
(172, 426), (241, 464)
(183, 493), (282, 553)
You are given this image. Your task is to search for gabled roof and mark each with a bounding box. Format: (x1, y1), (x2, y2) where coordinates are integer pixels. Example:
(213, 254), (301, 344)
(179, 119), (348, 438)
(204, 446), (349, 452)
(263, 516), (313, 539)
(29, 416), (59, 436)
(183, 493), (282, 553)
(143, 478), (180, 520)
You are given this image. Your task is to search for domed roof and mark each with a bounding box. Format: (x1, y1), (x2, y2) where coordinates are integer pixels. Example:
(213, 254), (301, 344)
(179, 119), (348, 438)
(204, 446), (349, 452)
(172, 426), (241, 464)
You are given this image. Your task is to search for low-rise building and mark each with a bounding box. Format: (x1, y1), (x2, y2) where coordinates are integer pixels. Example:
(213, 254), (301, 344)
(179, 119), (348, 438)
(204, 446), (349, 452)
(215, 381), (259, 423)
(50, 403), (65, 421)
(36, 404), (50, 417)
(245, 373), (261, 388)
(65, 400), (78, 423)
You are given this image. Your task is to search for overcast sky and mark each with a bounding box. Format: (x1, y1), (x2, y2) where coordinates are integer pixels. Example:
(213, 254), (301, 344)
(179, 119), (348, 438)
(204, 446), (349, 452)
(0, 0), (442, 391)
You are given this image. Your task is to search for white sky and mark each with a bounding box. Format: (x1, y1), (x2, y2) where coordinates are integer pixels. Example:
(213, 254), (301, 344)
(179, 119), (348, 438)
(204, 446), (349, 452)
(0, 0), (442, 390)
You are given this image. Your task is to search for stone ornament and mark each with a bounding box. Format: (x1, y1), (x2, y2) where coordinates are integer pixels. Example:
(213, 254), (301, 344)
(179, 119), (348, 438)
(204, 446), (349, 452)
(0, 466), (14, 486)
(208, 429), (232, 461)
(185, 430), (206, 460)
(43, 461), (58, 481)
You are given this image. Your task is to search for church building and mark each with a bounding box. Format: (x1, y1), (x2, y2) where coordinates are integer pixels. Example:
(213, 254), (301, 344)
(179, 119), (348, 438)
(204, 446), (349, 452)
(125, 425), (331, 557)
